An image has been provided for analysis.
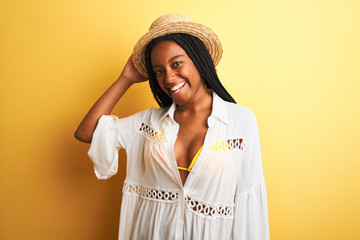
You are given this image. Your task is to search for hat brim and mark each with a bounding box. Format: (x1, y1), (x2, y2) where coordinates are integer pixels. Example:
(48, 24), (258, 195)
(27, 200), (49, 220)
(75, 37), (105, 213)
(132, 21), (223, 78)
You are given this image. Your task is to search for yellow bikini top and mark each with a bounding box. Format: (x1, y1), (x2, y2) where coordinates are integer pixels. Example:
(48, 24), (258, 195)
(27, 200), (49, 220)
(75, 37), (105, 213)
(174, 106), (203, 172)
(177, 145), (203, 172)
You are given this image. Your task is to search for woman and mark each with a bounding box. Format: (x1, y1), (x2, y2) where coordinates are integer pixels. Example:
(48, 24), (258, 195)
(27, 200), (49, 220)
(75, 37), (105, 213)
(75, 13), (270, 240)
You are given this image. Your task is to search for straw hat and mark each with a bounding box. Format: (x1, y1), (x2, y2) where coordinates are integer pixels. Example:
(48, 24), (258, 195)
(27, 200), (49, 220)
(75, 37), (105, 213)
(132, 13), (223, 78)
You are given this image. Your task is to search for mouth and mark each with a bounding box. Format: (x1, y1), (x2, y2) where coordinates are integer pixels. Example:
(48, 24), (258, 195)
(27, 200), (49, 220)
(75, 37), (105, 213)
(169, 82), (186, 94)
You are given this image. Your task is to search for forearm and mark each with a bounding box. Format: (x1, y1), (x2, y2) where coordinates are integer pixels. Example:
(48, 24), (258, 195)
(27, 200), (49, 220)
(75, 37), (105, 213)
(74, 76), (133, 143)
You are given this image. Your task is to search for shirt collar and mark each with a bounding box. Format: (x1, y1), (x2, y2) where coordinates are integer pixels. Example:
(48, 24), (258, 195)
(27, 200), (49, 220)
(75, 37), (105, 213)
(159, 102), (176, 122)
(159, 91), (229, 125)
(210, 91), (229, 125)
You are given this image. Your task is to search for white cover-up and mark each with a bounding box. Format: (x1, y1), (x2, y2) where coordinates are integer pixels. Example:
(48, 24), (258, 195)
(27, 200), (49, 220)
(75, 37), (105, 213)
(88, 92), (270, 240)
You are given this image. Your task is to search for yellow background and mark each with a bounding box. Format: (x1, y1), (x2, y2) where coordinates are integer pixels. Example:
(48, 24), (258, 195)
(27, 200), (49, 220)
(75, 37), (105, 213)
(1, 0), (359, 239)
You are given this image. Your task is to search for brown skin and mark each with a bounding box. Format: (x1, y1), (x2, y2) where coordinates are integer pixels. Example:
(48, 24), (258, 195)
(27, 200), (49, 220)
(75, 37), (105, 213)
(151, 41), (212, 185)
(74, 56), (147, 143)
(75, 41), (212, 185)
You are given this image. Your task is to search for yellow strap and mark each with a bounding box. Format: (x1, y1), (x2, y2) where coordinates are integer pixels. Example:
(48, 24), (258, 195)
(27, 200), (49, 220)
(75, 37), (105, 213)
(177, 166), (188, 171)
(188, 145), (203, 172)
(177, 145), (203, 172)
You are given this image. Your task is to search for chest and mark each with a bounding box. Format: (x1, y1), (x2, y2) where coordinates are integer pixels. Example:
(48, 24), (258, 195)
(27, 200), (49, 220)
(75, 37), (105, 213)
(174, 110), (209, 161)
(175, 120), (207, 163)
(138, 120), (246, 197)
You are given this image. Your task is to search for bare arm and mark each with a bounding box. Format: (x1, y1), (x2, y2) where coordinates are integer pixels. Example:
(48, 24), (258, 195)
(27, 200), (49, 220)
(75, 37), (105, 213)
(74, 56), (147, 143)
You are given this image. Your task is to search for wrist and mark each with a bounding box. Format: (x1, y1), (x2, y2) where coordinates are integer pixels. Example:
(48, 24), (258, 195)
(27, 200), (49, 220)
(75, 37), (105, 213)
(116, 74), (135, 88)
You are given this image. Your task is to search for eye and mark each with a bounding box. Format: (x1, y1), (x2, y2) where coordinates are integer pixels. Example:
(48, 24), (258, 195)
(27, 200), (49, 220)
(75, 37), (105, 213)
(154, 69), (164, 76)
(173, 61), (182, 68)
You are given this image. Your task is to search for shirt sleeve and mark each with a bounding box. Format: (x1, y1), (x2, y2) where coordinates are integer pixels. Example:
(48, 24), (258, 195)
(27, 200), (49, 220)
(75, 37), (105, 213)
(232, 117), (270, 239)
(87, 111), (146, 180)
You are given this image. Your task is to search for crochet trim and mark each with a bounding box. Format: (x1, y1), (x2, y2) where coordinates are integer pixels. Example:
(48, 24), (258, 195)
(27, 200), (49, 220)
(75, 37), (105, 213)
(185, 195), (234, 218)
(139, 123), (168, 143)
(210, 138), (245, 151)
(123, 183), (234, 218)
(123, 182), (179, 202)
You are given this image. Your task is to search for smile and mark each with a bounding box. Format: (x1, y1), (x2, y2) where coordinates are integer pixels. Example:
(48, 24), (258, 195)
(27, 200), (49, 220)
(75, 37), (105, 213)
(169, 82), (186, 93)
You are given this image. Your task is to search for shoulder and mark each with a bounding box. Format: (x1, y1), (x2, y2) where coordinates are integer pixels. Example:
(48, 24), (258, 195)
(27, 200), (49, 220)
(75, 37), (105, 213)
(147, 106), (169, 120)
(223, 102), (260, 140)
(123, 106), (165, 119)
(213, 92), (256, 126)
(132, 106), (171, 126)
(105, 107), (161, 126)
(109, 106), (171, 128)
(225, 101), (257, 123)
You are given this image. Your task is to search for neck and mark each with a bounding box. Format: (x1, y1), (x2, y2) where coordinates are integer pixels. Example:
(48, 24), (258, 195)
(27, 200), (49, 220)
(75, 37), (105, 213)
(176, 89), (213, 113)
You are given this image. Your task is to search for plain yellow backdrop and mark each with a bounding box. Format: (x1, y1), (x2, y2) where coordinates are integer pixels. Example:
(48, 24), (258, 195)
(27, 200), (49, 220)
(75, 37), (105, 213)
(1, 0), (359, 239)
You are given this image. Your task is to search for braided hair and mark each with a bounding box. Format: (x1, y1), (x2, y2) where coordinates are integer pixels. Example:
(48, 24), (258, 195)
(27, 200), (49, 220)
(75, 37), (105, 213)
(145, 33), (236, 107)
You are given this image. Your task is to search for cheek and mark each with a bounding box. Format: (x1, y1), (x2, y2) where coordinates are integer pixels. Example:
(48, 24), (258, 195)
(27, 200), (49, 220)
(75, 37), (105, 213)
(186, 70), (202, 86)
(156, 77), (164, 89)
(156, 78), (169, 94)
(184, 65), (201, 82)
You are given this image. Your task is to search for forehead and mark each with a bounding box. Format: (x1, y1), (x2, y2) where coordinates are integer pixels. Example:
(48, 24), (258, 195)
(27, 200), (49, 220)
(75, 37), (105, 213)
(150, 41), (188, 63)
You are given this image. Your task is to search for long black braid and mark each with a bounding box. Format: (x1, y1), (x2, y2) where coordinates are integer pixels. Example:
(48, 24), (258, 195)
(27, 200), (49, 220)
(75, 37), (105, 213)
(145, 33), (236, 107)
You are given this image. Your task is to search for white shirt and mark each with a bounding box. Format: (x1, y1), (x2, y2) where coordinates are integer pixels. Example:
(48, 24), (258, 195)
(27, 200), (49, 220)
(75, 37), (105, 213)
(88, 92), (270, 240)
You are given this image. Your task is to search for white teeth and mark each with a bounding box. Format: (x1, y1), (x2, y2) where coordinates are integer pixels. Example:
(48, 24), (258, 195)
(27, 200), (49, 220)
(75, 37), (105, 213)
(170, 82), (185, 92)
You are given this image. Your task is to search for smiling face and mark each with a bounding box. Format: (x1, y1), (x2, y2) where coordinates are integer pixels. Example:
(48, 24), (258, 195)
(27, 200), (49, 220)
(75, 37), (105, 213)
(150, 41), (209, 107)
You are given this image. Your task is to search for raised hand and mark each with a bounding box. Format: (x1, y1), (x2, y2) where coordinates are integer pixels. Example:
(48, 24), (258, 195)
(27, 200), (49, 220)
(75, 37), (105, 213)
(119, 56), (148, 85)
(74, 55), (148, 143)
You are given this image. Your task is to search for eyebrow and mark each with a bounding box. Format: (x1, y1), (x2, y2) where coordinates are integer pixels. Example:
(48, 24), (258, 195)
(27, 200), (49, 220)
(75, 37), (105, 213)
(152, 54), (185, 68)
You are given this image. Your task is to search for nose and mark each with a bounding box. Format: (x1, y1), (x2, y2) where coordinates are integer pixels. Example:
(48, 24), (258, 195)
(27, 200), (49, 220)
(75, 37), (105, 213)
(164, 69), (175, 87)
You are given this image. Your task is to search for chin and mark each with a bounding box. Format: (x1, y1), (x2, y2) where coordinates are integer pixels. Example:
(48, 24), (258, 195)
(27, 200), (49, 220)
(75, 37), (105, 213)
(173, 97), (191, 106)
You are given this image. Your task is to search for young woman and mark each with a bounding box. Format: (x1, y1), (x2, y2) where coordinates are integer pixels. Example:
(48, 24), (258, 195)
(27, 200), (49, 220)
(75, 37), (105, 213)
(75, 13), (270, 240)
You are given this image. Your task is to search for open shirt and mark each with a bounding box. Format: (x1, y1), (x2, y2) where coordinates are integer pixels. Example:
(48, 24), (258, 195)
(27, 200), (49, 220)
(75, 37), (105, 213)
(88, 92), (270, 240)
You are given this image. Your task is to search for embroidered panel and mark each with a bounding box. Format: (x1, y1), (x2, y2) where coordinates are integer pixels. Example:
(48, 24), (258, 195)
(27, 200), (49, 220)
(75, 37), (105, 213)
(185, 196), (234, 218)
(123, 182), (179, 202)
(139, 123), (168, 143)
(210, 138), (245, 151)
